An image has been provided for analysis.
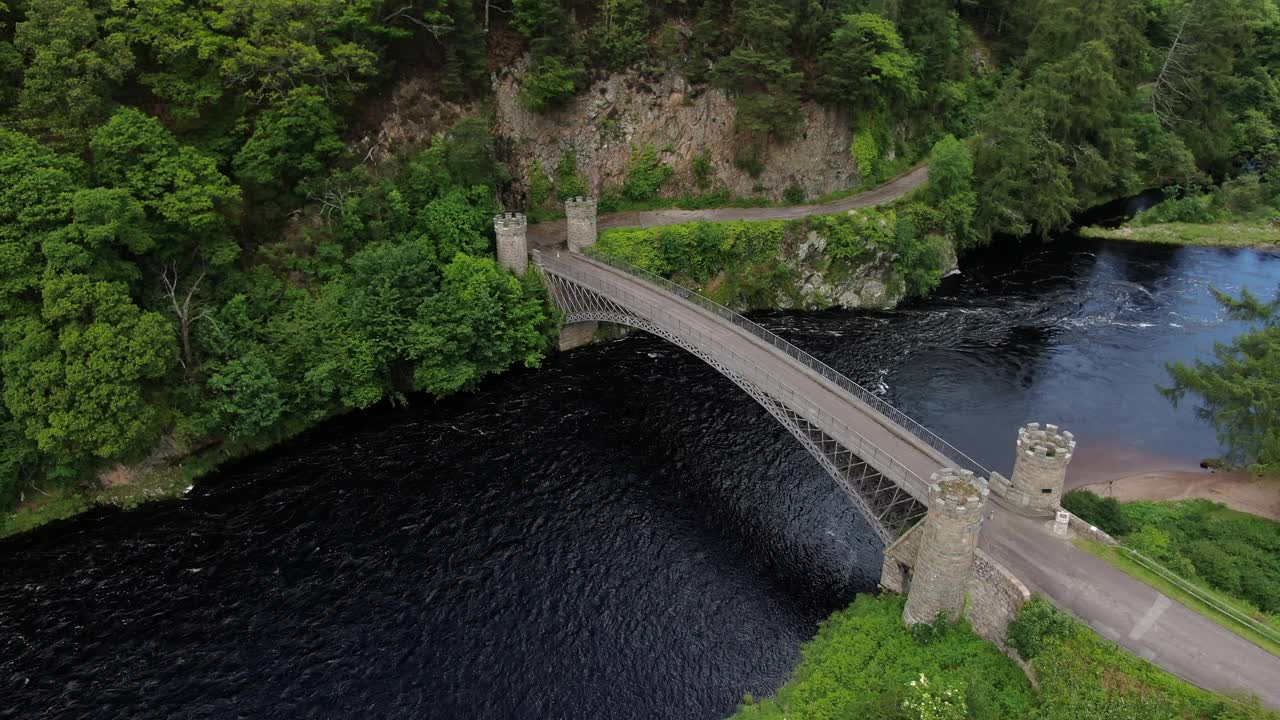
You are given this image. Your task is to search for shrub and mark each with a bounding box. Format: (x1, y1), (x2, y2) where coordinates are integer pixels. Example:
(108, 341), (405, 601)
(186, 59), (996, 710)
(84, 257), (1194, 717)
(621, 145), (674, 201)
(852, 128), (881, 181)
(1006, 596), (1075, 660)
(783, 183), (806, 204)
(691, 150), (714, 190)
(1215, 173), (1268, 213)
(1062, 489), (1133, 536)
(1134, 189), (1217, 225)
(527, 158), (553, 209)
(555, 147), (589, 200)
(518, 55), (585, 112)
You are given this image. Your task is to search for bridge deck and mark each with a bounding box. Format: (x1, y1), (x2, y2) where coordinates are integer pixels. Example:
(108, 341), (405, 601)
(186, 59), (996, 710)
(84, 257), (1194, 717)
(551, 251), (953, 499)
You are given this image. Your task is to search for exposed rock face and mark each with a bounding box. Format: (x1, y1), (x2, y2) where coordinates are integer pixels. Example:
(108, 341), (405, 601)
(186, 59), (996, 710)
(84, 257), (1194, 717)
(494, 66), (859, 201)
(772, 228), (906, 312)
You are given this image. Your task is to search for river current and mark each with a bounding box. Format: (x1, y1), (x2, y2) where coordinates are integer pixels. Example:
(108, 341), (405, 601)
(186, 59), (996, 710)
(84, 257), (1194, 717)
(3, 233), (1278, 720)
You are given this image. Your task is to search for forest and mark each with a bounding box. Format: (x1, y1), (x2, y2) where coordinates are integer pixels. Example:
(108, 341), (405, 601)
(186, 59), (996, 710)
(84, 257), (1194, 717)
(1, 0), (1278, 517)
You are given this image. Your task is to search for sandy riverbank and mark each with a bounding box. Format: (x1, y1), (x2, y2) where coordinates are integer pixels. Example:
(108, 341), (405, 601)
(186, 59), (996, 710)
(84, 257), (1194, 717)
(1064, 444), (1280, 521)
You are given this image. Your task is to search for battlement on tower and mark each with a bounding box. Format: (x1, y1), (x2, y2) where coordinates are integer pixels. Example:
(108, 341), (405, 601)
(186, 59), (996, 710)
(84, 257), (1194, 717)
(494, 212), (527, 232)
(564, 196), (597, 213)
(928, 469), (990, 517)
(1017, 422), (1075, 463)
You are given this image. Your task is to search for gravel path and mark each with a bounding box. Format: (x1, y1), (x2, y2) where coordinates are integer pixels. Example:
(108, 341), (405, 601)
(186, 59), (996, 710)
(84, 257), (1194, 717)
(528, 165), (930, 248)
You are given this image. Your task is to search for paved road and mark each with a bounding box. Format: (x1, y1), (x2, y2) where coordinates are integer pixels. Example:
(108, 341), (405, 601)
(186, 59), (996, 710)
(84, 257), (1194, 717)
(541, 249), (1280, 708)
(983, 511), (1280, 707)
(527, 165), (930, 249)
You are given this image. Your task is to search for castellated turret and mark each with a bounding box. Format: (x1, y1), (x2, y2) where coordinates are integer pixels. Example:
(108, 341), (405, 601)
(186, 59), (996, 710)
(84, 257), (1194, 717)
(1001, 422), (1076, 515)
(494, 212), (528, 275)
(903, 469), (990, 625)
(565, 197), (598, 253)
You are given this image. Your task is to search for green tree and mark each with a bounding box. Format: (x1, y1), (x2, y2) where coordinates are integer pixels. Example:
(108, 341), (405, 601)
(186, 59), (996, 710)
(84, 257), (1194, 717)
(819, 13), (920, 110)
(13, 0), (134, 142)
(206, 351), (284, 443)
(927, 135), (974, 202)
(90, 108), (240, 259)
(211, 0), (381, 104)
(1, 274), (176, 463)
(409, 254), (551, 394)
(0, 130), (86, 314)
(1163, 287), (1280, 474)
(233, 85), (345, 197)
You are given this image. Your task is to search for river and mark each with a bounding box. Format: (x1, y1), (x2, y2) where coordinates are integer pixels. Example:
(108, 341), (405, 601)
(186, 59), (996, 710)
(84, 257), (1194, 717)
(2, 233), (1278, 720)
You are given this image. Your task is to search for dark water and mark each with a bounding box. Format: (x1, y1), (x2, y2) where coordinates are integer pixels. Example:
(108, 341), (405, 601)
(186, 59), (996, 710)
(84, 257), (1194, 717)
(3, 235), (1278, 720)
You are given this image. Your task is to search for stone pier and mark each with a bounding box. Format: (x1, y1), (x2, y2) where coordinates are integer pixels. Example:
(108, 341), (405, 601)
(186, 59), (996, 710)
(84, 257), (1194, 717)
(494, 212), (528, 275)
(903, 469), (990, 625)
(565, 197), (598, 253)
(991, 422), (1075, 515)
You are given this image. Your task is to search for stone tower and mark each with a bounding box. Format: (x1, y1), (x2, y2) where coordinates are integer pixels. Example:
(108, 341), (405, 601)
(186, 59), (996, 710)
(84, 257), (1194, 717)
(565, 197), (598, 253)
(904, 469), (990, 625)
(494, 212), (528, 275)
(1004, 422), (1076, 515)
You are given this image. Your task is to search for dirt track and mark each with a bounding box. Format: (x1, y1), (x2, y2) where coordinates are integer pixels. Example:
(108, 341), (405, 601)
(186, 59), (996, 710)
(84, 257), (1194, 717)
(527, 165), (930, 249)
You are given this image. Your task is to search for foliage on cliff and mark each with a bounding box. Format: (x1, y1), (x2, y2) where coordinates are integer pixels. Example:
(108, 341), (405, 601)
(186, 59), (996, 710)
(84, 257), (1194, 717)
(0, 2), (557, 518)
(591, 137), (974, 309)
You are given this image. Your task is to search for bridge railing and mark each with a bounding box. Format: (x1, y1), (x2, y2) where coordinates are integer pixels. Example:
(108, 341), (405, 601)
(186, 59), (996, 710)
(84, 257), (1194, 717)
(576, 248), (990, 478)
(533, 249), (934, 506)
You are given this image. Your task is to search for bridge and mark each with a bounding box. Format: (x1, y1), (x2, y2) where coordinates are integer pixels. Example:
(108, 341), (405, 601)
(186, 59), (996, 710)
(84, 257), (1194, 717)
(533, 247), (982, 543)
(492, 199), (1280, 708)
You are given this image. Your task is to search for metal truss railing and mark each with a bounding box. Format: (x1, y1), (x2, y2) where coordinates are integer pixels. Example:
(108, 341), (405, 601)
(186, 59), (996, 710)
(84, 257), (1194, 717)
(533, 250), (930, 541)
(578, 247), (989, 478)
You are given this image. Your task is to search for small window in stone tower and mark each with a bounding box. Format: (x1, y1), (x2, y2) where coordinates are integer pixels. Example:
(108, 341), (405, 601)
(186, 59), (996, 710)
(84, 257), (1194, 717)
(1041, 488), (1054, 494)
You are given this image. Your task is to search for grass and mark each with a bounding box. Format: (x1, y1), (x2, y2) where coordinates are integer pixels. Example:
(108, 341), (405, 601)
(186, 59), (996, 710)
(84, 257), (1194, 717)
(1080, 221), (1280, 248)
(0, 463), (193, 540)
(1075, 537), (1280, 657)
(732, 593), (1278, 720)
(729, 594), (1036, 720)
(1020, 597), (1279, 720)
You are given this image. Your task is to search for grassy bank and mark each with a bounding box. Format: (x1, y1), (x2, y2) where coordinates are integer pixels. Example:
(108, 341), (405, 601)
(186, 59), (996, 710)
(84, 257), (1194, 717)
(1080, 221), (1279, 247)
(1081, 175), (1280, 248)
(733, 594), (1277, 720)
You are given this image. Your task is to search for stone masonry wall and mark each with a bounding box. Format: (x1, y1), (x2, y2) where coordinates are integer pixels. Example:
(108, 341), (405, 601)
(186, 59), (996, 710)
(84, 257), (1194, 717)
(966, 549), (1031, 652)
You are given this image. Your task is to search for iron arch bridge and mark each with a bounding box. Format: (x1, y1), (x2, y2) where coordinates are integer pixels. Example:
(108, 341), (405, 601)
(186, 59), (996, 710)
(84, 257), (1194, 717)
(532, 249), (989, 543)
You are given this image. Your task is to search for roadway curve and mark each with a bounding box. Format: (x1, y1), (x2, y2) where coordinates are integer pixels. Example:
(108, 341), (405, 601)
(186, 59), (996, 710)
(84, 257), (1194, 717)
(531, 166), (1280, 707)
(527, 165), (930, 249)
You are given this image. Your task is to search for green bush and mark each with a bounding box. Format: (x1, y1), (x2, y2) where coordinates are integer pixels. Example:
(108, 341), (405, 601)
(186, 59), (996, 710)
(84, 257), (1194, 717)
(783, 183), (806, 204)
(1061, 489), (1133, 536)
(691, 151), (714, 190)
(1215, 173), (1269, 213)
(1134, 189), (1217, 225)
(1005, 597), (1074, 660)
(621, 145), (674, 201)
(555, 147), (589, 200)
(518, 55), (586, 112)
(852, 128), (881, 181)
